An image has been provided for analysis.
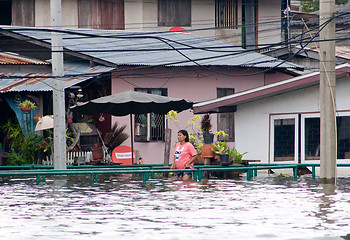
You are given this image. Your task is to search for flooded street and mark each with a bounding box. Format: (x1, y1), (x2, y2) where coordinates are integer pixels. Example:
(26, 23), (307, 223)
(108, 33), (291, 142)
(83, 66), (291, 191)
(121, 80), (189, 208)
(1, 175), (350, 240)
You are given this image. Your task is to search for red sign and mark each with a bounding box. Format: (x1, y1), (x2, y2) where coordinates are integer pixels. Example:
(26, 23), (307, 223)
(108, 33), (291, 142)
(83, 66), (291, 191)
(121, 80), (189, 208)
(169, 26), (188, 33)
(111, 145), (142, 165)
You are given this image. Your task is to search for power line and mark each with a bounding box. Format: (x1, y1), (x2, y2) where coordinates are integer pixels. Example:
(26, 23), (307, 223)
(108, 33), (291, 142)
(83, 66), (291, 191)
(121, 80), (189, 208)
(0, 12), (347, 81)
(2, 11), (349, 52)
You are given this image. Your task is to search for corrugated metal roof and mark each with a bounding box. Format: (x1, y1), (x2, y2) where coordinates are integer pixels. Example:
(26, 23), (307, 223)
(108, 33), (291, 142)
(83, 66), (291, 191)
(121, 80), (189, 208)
(291, 3), (350, 26)
(0, 52), (49, 65)
(296, 46), (350, 61)
(336, 46), (350, 60)
(0, 26), (304, 70)
(0, 62), (114, 92)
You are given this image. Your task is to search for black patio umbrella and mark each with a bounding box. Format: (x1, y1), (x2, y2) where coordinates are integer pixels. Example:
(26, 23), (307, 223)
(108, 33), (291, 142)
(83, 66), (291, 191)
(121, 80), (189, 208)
(70, 90), (193, 164)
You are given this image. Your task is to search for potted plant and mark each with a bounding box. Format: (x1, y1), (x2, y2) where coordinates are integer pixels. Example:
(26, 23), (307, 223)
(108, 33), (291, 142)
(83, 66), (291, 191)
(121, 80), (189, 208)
(34, 114), (42, 123)
(200, 114), (215, 159)
(19, 100), (37, 114)
(231, 148), (248, 164)
(211, 141), (230, 165)
(201, 113), (213, 143)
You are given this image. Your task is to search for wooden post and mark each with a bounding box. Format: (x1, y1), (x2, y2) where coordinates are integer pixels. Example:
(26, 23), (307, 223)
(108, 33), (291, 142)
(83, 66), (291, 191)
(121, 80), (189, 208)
(163, 128), (172, 178)
(204, 157), (211, 179)
(163, 128), (172, 166)
(130, 114), (134, 165)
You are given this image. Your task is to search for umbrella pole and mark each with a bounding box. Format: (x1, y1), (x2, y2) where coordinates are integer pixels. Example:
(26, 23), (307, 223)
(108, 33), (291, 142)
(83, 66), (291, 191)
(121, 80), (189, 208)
(130, 114), (134, 165)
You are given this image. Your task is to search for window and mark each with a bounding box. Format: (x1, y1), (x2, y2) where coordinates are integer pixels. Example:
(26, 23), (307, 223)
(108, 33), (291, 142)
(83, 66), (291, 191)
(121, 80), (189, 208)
(304, 117), (320, 160)
(217, 88), (235, 142)
(303, 115), (350, 160)
(0, 0), (11, 25)
(215, 0), (238, 29)
(1, 0), (35, 26)
(158, 0), (191, 26)
(12, 0), (35, 26)
(242, 0), (257, 48)
(78, 0), (125, 30)
(134, 88), (167, 142)
(270, 114), (299, 163)
(271, 113), (350, 163)
(274, 118), (296, 161)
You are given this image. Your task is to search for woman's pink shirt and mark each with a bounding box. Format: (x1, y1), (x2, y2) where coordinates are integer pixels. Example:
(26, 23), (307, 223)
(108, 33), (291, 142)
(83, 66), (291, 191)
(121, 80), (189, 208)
(174, 142), (197, 169)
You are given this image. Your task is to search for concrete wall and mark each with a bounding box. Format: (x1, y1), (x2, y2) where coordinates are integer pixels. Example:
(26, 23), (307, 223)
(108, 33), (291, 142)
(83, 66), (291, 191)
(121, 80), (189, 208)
(111, 66), (290, 164)
(124, 0), (217, 39)
(35, 0), (78, 27)
(33, 0), (281, 46)
(235, 76), (350, 163)
(258, 0), (282, 47)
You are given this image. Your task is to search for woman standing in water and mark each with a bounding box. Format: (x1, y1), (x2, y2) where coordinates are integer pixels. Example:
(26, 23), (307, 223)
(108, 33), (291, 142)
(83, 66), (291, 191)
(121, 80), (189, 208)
(170, 130), (197, 181)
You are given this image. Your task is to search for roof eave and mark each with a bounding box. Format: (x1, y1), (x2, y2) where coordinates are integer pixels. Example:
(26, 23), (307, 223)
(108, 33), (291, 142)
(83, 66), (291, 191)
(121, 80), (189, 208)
(193, 64), (350, 114)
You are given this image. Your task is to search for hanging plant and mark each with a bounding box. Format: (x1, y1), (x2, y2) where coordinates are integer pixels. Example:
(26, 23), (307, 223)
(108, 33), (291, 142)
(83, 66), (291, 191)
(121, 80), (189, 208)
(67, 117), (73, 124)
(19, 100), (37, 114)
(34, 114), (42, 123)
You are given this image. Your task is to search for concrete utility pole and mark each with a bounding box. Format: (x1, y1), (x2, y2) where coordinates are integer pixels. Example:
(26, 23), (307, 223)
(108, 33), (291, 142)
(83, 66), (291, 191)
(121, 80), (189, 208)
(51, 0), (66, 170)
(319, 0), (336, 184)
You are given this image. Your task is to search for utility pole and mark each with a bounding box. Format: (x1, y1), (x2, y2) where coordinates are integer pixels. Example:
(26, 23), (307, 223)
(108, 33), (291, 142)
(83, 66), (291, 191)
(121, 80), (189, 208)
(286, 0), (291, 52)
(51, 0), (66, 170)
(319, 0), (336, 184)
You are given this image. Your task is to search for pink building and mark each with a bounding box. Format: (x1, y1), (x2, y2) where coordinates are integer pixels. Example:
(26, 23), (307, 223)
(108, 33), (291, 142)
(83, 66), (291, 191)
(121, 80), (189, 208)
(0, 26), (303, 164)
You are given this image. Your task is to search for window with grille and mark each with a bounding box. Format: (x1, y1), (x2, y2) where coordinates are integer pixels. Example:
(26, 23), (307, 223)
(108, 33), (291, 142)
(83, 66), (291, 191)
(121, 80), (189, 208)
(158, 0), (191, 26)
(217, 88), (235, 142)
(215, 0), (238, 29)
(134, 88), (167, 142)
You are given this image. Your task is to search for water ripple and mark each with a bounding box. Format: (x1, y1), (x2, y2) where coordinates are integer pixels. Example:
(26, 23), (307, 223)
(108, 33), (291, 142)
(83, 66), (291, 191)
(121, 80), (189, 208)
(0, 176), (350, 240)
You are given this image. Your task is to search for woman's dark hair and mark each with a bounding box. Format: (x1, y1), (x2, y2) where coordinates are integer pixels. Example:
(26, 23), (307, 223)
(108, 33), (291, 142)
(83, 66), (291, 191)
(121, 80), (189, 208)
(178, 130), (189, 142)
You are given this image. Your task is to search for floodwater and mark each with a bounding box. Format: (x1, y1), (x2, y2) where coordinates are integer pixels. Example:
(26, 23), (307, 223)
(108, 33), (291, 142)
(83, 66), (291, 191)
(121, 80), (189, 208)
(1, 174), (350, 240)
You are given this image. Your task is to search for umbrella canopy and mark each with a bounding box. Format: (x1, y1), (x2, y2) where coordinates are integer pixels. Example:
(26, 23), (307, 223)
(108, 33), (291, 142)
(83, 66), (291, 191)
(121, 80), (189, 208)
(35, 115), (54, 131)
(70, 90), (193, 116)
(70, 91), (193, 164)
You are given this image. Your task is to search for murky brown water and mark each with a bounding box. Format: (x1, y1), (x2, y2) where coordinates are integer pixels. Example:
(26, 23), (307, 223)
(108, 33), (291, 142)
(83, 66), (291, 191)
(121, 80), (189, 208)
(1, 175), (350, 240)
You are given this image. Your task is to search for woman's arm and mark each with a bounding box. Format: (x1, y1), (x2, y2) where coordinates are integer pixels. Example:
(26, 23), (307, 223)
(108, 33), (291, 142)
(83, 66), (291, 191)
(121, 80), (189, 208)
(170, 156), (176, 169)
(185, 155), (197, 168)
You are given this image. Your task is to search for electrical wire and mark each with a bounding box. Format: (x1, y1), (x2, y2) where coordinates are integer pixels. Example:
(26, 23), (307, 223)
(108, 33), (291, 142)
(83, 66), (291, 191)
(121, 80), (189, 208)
(0, 12), (348, 80)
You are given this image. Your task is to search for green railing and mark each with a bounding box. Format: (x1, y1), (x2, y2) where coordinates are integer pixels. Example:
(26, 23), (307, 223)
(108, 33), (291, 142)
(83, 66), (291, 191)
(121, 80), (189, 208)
(197, 164), (299, 181)
(1, 163), (350, 184)
(0, 167), (197, 184)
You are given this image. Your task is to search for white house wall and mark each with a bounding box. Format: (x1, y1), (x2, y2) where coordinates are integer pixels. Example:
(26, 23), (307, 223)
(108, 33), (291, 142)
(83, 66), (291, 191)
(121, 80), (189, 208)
(235, 76), (350, 163)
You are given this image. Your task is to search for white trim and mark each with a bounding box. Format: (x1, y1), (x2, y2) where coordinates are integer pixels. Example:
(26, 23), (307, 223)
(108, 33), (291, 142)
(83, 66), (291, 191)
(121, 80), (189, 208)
(193, 63), (350, 108)
(270, 114), (299, 164)
(299, 111), (350, 163)
(300, 113), (320, 164)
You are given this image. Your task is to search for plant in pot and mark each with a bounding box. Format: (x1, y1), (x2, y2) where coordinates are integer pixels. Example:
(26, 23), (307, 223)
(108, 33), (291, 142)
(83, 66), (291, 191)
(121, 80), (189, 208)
(200, 113), (215, 160)
(231, 148), (248, 164)
(211, 140), (231, 166)
(201, 113), (213, 143)
(19, 100), (37, 114)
